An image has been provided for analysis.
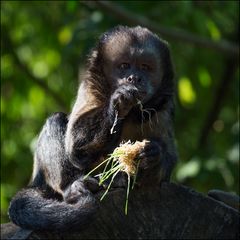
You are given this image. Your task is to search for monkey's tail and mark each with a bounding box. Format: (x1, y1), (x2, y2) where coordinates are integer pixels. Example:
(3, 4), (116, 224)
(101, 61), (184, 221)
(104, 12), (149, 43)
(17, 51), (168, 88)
(8, 187), (98, 231)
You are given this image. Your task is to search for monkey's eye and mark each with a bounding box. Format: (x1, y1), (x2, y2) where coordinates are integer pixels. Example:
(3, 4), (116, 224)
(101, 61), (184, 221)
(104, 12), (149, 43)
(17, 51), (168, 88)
(141, 64), (150, 71)
(119, 63), (130, 70)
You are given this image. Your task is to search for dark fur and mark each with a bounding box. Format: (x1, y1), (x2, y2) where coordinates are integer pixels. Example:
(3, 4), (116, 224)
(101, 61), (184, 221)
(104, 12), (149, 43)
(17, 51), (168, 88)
(8, 26), (177, 231)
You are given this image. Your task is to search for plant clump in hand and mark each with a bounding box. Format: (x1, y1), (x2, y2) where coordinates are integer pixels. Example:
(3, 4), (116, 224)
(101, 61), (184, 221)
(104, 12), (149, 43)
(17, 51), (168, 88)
(84, 140), (149, 214)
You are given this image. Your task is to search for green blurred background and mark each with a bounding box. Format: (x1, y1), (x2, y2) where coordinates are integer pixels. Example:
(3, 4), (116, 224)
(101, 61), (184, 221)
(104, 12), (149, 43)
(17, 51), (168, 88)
(1, 1), (239, 223)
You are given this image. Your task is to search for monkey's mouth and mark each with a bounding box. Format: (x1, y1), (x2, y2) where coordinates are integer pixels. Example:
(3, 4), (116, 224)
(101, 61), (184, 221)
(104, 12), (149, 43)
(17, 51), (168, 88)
(135, 88), (152, 103)
(132, 87), (148, 102)
(137, 90), (148, 100)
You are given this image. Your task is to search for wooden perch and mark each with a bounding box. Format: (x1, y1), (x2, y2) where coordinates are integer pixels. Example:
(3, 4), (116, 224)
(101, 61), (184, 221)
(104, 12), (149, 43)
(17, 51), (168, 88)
(1, 182), (239, 239)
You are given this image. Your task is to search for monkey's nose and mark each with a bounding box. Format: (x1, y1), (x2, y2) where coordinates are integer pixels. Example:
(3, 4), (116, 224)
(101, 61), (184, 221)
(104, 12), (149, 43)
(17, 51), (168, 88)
(127, 75), (141, 83)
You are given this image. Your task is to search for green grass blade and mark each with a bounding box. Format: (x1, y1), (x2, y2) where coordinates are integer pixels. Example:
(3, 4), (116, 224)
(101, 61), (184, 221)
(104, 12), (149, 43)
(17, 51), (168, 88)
(132, 159), (141, 189)
(125, 173), (131, 215)
(102, 156), (113, 176)
(100, 169), (120, 201)
(99, 165), (121, 184)
(83, 157), (113, 180)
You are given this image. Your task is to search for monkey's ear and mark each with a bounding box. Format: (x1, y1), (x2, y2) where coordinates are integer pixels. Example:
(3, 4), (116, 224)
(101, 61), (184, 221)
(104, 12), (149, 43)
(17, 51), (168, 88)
(85, 47), (110, 101)
(86, 48), (102, 75)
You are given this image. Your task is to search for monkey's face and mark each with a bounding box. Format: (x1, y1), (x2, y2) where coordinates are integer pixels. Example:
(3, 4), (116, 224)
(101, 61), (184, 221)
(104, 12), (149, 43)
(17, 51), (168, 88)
(102, 32), (163, 103)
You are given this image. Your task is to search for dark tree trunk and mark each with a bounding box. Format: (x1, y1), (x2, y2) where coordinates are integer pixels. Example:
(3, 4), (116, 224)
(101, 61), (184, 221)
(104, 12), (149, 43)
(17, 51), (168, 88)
(1, 182), (239, 239)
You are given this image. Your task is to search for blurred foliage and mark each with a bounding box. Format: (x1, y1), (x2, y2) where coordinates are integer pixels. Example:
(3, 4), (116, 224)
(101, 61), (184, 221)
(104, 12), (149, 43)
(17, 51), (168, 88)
(1, 1), (239, 223)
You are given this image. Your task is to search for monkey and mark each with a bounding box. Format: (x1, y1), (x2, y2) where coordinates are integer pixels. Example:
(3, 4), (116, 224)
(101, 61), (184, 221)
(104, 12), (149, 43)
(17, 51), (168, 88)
(8, 25), (177, 232)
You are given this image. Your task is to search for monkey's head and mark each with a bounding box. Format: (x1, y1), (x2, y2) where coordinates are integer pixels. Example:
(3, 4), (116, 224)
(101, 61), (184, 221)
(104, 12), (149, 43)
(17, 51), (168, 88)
(86, 25), (174, 105)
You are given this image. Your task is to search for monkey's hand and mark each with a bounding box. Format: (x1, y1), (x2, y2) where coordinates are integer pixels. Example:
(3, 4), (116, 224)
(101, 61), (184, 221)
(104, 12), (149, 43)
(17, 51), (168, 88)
(137, 141), (161, 170)
(63, 177), (101, 204)
(135, 141), (173, 187)
(110, 85), (143, 118)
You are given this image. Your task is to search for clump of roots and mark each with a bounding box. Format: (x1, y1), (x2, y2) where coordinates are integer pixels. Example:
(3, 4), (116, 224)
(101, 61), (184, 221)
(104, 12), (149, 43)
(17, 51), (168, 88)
(137, 100), (159, 134)
(84, 140), (149, 214)
(115, 140), (148, 175)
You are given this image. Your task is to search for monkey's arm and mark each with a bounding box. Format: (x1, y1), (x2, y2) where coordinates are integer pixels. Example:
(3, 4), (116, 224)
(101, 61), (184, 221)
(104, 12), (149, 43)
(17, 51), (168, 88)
(65, 84), (141, 171)
(66, 107), (122, 171)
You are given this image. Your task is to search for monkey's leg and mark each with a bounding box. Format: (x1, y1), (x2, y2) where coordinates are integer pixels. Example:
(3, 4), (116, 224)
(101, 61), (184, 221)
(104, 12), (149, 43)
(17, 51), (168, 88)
(9, 184), (99, 231)
(33, 112), (100, 193)
(35, 112), (100, 190)
(9, 112), (99, 231)
(33, 112), (71, 191)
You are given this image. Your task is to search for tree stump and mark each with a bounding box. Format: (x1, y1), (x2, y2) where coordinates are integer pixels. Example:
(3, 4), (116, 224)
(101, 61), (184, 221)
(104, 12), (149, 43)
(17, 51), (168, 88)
(1, 182), (239, 239)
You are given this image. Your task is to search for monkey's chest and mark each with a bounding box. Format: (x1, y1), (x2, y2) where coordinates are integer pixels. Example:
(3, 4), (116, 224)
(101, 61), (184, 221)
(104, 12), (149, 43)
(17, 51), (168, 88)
(120, 117), (159, 142)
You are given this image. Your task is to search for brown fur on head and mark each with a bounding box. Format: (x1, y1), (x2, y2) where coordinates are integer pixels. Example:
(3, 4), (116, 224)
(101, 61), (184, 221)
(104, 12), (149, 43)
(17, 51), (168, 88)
(84, 25), (174, 107)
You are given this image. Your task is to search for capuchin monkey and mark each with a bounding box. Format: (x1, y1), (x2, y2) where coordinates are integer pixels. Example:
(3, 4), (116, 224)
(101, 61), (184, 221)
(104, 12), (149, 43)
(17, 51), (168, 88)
(8, 26), (177, 231)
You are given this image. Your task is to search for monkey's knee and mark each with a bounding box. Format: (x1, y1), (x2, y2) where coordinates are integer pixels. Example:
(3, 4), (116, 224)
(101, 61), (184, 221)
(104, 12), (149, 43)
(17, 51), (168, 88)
(45, 112), (68, 133)
(36, 112), (68, 161)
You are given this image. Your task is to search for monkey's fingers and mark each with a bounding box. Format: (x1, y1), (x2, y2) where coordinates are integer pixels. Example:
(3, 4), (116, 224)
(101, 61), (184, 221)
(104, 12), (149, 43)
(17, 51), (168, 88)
(84, 176), (103, 193)
(137, 141), (161, 170)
